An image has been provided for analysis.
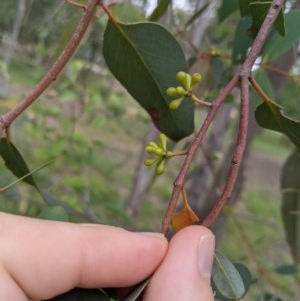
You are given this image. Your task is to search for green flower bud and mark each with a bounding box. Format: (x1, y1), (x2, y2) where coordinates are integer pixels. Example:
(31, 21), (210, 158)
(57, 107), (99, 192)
(145, 145), (157, 154)
(153, 147), (165, 156)
(166, 87), (178, 97)
(175, 86), (186, 95)
(210, 48), (219, 56)
(191, 73), (202, 88)
(144, 158), (157, 166)
(148, 141), (158, 148)
(176, 72), (191, 91)
(169, 97), (184, 110)
(176, 71), (186, 83)
(156, 158), (165, 175)
(158, 134), (167, 151)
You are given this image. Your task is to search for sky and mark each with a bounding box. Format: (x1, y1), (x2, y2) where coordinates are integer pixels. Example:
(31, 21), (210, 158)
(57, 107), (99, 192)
(144, 0), (193, 16)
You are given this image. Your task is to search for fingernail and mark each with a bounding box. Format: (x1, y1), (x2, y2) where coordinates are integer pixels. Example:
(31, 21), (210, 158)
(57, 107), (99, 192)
(137, 232), (166, 238)
(197, 233), (215, 280)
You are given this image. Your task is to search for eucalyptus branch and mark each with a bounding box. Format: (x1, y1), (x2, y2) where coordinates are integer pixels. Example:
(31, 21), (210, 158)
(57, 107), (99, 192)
(162, 73), (240, 234)
(162, 0), (285, 234)
(0, 0), (99, 138)
(202, 75), (249, 227)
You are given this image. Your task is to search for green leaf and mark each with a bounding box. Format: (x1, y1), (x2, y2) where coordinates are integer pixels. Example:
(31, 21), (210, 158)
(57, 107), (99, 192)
(248, 1), (285, 38)
(0, 138), (56, 200)
(232, 16), (253, 64)
(233, 263), (253, 293)
(218, 0), (239, 23)
(239, 0), (251, 16)
(148, 0), (170, 22)
(212, 262), (252, 300)
(274, 7), (285, 36)
(0, 138), (38, 188)
(104, 278), (150, 300)
(43, 288), (110, 301)
(121, 278), (150, 301)
(239, 0), (286, 39)
(103, 20), (194, 142)
(274, 264), (298, 275)
(256, 292), (284, 301)
(255, 99), (300, 149)
(212, 250), (245, 299)
(261, 10), (300, 62)
(37, 190), (100, 222)
(0, 139), (95, 221)
(281, 149), (300, 263)
(38, 206), (69, 222)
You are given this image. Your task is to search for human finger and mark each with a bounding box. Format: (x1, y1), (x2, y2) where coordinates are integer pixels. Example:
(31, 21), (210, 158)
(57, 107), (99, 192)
(0, 213), (168, 300)
(143, 225), (215, 301)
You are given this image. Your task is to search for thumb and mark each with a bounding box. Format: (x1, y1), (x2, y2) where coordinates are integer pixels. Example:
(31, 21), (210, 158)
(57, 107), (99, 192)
(143, 225), (215, 301)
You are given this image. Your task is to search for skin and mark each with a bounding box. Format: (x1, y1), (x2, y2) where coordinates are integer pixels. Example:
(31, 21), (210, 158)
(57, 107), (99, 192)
(0, 212), (215, 301)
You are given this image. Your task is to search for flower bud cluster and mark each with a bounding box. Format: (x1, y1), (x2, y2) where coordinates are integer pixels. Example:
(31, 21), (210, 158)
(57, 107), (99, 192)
(144, 133), (172, 175)
(166, 71), (202, 109)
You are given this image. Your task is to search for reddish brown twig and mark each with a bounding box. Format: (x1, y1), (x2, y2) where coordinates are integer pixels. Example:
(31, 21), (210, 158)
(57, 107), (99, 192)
(202, 75), (249, 227)
(0, 0), (99, 138)
(161, 73), (240, 234)
(250, 76), (272, 101)
(161, 0), (285, 234)
(260, 62), (297, 79)
(98, 0), (119, 24)
(66, 0), (87, 9)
